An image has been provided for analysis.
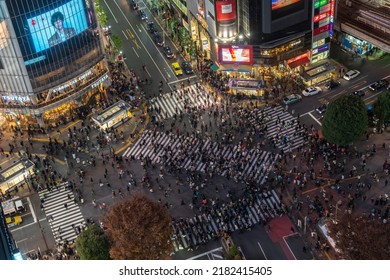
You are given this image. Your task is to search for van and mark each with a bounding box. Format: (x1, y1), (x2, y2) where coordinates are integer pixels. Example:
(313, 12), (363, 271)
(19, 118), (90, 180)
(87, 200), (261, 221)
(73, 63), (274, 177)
(14, 200), (25, 212)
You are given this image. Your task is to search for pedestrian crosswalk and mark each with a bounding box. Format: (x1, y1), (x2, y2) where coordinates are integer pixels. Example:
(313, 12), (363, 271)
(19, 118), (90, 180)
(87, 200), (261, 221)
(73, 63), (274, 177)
(39, 182), (85, 244)
(171, 189), (285, 252)
(123, 130), (278, 185)
(247, 105), (306, 152)
(149, 85), (217, 121)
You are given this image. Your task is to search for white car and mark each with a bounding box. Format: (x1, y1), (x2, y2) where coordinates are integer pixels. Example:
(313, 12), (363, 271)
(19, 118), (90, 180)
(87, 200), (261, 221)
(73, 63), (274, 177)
(302, 87), (322, 96)
(343, 70), (360, 81)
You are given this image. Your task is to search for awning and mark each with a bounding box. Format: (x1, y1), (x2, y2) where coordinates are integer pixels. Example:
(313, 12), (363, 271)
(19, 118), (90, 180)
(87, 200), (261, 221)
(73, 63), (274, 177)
(288, 56), (310, 69)
(210, 64), (219, 71)
(218, 64), (252, 72)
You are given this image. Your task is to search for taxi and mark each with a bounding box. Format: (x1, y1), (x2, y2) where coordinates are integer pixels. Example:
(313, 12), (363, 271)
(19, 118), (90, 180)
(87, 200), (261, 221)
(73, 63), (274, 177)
(6, 215), (23, 227)
(172, 62), (183, 76)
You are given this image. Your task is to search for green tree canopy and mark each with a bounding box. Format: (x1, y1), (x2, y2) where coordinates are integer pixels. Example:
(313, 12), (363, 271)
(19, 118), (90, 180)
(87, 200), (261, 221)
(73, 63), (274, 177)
(322, 94), (368, 145)
(104, 192), (173, 260)
(330, 215), (390, 259)
(373, 90), (390, 125)
(75, 224), (110, 260)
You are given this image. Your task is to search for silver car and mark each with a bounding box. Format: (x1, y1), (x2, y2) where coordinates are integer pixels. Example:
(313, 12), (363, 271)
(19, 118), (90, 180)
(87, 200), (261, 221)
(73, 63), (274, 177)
(283, 94), (302, 105)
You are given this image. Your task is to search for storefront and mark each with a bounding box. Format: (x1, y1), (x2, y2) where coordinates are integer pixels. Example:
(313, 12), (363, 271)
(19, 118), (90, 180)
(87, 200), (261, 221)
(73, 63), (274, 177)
(0, 159), (35, 195)
(228, 79), (266, 96)
(340, 33), (373, 55)
(91, 100), (132, 131)
(42, 101), (78, 128)
(302, 62), (334, 86)
(190, 11), (212, 61)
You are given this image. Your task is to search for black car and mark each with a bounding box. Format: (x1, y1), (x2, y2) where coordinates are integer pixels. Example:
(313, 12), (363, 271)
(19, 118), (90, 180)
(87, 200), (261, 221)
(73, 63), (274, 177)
(137, 9), (147, 20)
(352, 90), (365, 97)
(129, 0), (138, 10)
(181, 61), (193, 75)
(163, 46), (174, 58)
(154, 34), (164, 47)
(316, 104), (327, 114)
(369, 79), (389, 91)
(325, 80), (340, 89)
(147, 22), (157, 34)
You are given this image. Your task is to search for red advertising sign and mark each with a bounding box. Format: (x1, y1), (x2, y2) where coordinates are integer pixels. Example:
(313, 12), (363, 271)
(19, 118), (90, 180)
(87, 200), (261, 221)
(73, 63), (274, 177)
(216, 0), (237, 22)
(313, 24), (330, 35)
(218, 45), (253, 65)
(313, 12), (329, 22)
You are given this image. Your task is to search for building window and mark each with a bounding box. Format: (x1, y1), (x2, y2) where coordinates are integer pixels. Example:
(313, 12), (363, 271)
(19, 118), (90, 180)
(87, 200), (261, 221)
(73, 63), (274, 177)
(0, 58), (3, 70)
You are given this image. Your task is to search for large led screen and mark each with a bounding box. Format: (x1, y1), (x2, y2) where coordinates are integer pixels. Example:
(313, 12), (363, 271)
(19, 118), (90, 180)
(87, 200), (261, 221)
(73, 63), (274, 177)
(216, 0), (237, 22)
(218, 46), (253, 65)
(272, 0), (301, 10)
(26, 0), (88, 53)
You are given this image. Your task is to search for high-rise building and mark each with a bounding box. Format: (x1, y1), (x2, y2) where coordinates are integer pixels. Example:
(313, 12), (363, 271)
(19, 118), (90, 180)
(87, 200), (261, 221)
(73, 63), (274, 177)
(0, 206), (16, 260)
(0, 0), (108, 129)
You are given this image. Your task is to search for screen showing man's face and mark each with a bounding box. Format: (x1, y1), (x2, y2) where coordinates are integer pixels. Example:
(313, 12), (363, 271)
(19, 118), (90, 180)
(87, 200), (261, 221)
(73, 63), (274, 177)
(27, 0), (88, 53)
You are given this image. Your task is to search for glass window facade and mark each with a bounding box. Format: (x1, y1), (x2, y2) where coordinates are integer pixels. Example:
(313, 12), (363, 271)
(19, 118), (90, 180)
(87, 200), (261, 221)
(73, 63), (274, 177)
(2, 0), (104, 92)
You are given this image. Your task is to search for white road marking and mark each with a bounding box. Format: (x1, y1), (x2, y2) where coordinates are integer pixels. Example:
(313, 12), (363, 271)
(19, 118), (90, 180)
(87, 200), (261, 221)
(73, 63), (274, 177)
(103, 0), (118, 23)
(10, 222), (37, 232)
(283, 235), (297, 260)
(145, 67), (152, 77)
(27, 197), (37, 223)
(121, 30), (129, 40)
(257, 242), (268, 260)
(300, 110), (315, 117)
(132, 47), (139, 57)
(186, 247), (223, 260)
(168, 75), (197, 85)
(16, 238), (28, 244)
(308, 112), (322, 126)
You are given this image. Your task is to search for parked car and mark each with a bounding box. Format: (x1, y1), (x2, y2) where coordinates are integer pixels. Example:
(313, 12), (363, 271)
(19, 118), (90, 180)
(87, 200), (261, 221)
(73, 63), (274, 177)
(325, 80), (340, 89)
(343, 70), (360, 81)
(147, 22), (157, 34)
(181, 61), (193, 75)
(283, 94), (302, 105)
(163, 46), (174, 58)
(137, 9), (147, 20)
(172, 62), (183, 76)
(352, 90), (365, 97)
(369, 79), (389, 91)
(154, 34), (164, 47)
(302, 87), (322, 96)
(316, 104), (328, 114)
(6, 216), (22, 227)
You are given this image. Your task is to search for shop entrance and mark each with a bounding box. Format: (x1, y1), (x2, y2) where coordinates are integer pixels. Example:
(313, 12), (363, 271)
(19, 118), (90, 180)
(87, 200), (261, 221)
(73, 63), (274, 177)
(43, 101), (78, 128)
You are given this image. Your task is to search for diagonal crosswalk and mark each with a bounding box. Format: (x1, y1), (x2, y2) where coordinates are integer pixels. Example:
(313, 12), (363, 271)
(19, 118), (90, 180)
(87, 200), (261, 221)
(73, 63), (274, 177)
(149, 85), (217, 121)
(39, 182), (85, 244)
(246, 105), (306, 152)
(123, 130), (278, 185)
(170, 189), (285, 252)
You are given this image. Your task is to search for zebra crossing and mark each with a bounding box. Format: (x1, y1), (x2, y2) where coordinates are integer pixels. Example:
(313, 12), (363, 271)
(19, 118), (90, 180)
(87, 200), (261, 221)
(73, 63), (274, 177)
(171, 189), (284, 252)
(248, 105), (306, 152)
(39, 182), (85, 243)
(123, 129), (278, 185)
(149, 85), (217, 121)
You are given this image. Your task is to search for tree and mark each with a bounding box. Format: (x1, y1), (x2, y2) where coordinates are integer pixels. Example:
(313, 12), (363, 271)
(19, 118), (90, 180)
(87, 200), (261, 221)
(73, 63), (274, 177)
(75, 225), (110, 260)
(104, 192), (173, 260)
(322, 94), (368, 145)
(373, 90), (390, 126)
(329, 215), (390, 259)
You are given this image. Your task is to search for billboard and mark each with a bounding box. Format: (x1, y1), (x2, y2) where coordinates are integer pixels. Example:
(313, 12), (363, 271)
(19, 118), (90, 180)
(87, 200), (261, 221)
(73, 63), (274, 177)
(218, 45), (253, 65)
(272, 0), (301, 11)
(26, 0), (88, 53)
(216, 0), (237, 22)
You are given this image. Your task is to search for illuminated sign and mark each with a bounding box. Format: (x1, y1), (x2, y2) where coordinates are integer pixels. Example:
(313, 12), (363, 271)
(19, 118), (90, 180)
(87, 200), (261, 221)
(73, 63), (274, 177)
(287, 52), (310, 64)
(218, 45), (253, 65)
(91, 73), (109, 89)
(51, 70), (93, 93)
(320, 0), (329, 7)
(318, 17), (330, 28)
(314, 12), (329, 22)
(2, 95), (30, 101)
(312, 43), (329, 55)
(24, 55), (47, 66)
(216, 0), (237, 22)
(272, 0), (301, 11)
(197, 13), (208, 30)
(313, 24), (330, 35)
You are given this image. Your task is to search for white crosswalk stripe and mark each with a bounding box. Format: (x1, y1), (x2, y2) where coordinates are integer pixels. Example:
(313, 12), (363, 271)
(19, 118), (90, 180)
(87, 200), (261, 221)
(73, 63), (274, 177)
(39, 182), (85, 243)
(246, 105), (306, 152)
(123, 130), (278, 185)
(148, 85), (218, 121)
(170, 190), (284, 252)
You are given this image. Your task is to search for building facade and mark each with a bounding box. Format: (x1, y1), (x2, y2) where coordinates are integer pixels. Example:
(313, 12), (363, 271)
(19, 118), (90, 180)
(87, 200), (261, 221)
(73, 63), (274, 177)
(0, 0), (108, 129)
